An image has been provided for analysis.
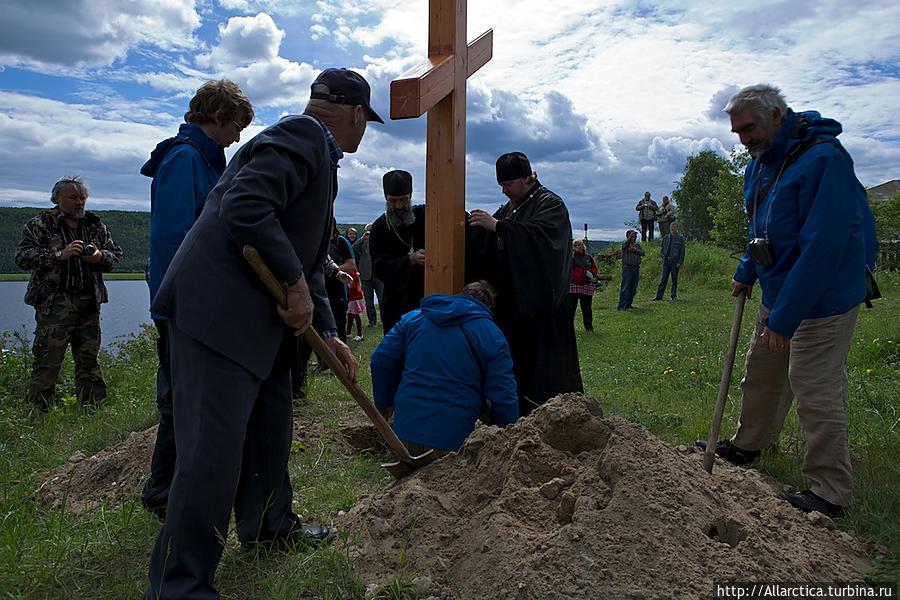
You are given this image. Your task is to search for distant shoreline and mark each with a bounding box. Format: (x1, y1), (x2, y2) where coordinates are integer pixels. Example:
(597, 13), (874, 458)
(0, 272), (146, 281)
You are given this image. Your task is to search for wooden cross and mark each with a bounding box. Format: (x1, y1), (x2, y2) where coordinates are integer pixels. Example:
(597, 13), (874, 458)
(390, 0), (492, 295)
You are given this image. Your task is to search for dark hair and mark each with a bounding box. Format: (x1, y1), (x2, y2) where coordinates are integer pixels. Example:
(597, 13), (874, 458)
(184, 79), (254, 127)
(460, 280), (496, 313)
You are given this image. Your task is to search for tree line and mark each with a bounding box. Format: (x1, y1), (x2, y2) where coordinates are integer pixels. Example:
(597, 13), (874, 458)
(0, 208), (150, 273)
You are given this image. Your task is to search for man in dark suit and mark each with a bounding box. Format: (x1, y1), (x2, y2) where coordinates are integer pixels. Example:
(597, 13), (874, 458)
(144, 68), (383, 600)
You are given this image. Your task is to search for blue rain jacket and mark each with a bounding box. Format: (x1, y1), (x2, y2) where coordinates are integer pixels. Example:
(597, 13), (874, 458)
(371, 293), (519, 451)
(141, 123), (226, 315)
(734, 109), (877, 337)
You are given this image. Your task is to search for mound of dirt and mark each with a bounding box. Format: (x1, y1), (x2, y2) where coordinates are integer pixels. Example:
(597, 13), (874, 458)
(33, 414), (376, 514)
(339, 394), (872, 600)
(33, 426), (157, 514)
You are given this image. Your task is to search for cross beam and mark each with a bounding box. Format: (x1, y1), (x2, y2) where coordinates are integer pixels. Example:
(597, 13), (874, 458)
(390, 0), (492, 295)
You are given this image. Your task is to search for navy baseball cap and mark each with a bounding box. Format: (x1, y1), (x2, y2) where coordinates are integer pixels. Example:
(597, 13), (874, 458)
(310, 68), (384, 124)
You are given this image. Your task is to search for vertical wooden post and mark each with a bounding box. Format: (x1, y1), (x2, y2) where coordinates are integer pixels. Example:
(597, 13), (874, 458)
(424, 0), (466, 295)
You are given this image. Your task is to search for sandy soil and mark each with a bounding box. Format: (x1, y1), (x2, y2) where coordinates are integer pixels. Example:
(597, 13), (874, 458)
(338, 394), (872, 600)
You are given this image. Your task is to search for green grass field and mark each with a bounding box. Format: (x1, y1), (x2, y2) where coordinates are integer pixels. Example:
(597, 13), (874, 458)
(0, 242), (896, 598)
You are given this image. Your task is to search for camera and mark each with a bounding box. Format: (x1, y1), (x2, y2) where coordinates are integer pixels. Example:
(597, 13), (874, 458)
(748, 238), (773, 268)
(81, 243), (97, 256)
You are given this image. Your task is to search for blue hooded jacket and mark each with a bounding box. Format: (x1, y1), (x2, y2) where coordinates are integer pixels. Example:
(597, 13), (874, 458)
(734, 109), (877, 337)
(141, 123), (226, 314)
(371, 293), (519, 452)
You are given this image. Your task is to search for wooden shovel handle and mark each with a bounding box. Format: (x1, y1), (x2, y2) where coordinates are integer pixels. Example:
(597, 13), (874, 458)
(241, 245), (414, 463)
(702, 290), (747, 474)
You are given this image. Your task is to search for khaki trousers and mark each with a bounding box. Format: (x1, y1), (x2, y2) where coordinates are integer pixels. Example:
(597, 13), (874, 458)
(732, 304), (859, 507)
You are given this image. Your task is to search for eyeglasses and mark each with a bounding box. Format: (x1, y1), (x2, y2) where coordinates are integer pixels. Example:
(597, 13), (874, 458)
(232, 120), (247, 133)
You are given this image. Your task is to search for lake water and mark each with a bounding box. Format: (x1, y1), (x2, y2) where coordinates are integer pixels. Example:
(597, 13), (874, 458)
(0, 281), (153, 349)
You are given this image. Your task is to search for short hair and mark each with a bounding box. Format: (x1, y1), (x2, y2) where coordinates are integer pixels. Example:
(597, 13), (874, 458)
(184, 79), (254, 127)
(724, 84), (787, 123)
(460, 280), (496, 313)
(51, 176), (88, 204)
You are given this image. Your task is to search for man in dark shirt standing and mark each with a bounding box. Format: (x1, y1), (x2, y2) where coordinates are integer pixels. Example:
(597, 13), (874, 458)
(617, 229), (644, 310)
(653, 222), (685, 301)
(369, 170), (426, 333)
(468, 152), (583, 416)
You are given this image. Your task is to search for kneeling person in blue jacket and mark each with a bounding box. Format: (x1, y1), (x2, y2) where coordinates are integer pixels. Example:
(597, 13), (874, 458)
(371, 280), (519, 454)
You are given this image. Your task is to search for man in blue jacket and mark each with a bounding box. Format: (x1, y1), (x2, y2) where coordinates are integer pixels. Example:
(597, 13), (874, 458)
(139, 80), (254, 521)
(652, 222), (685, 301)
(698, 84), (877, 519)
(371, 280), (519, 453)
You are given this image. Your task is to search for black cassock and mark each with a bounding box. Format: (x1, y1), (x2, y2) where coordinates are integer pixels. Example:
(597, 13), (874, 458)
(469, 183), (583, 416)
(370, 204), (426, 333)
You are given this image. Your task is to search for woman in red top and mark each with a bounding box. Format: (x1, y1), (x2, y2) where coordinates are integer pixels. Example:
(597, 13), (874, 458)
(569, 239), (599, 332)
(345, 228), (367, 340)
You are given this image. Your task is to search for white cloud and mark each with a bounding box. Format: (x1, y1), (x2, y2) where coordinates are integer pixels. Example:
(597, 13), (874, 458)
(198, 13), (284, 68)
(0, 0), (200, 69)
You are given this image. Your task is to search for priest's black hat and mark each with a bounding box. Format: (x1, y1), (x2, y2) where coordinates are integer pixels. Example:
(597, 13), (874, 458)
(496, 152), (532, 183)
(383, 170), (413, 196)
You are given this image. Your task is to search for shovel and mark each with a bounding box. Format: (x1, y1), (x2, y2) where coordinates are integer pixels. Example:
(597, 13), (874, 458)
(702, 290), (747, 474)
(242, 245), (436, 479)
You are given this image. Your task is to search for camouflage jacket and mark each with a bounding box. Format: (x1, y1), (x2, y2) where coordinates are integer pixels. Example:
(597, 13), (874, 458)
(14, 208), (124, 312)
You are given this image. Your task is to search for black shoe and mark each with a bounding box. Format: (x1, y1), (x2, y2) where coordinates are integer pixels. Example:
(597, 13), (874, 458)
(778, 489), (847, 519)
(240, 524), (334, 553)
(694, 439), (760, 466)
(651, 297), (662, 301)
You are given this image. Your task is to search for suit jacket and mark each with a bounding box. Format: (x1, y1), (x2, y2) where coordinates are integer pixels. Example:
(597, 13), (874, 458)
(152, 114), (337, 379)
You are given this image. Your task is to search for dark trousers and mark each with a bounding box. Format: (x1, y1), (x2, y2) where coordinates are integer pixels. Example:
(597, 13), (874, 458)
(141, 319), (175, 514)
(329, 296), (347, 343)
(290, 336), (314, 398)
(568, 293), (594, 331)
(618, 266), (640, 309)
(145, 323), (299, 600)
(640, 219), (655, 241)
(361, 276), (384, 326)
(655, 263), (680, 299)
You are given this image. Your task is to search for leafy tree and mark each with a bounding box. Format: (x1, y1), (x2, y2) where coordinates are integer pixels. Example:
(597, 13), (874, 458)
(671, 151), (729, 240)
(869, 192), (899, 270)
(710, 149), (750, 252)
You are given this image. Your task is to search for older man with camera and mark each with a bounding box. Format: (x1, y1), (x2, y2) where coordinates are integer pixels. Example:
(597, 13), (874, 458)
(15, 176), (123, 411)
(697, 84), (877, 519)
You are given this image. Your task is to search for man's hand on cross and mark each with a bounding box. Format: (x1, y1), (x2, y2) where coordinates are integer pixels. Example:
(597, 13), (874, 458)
(468, 209), (498, 232)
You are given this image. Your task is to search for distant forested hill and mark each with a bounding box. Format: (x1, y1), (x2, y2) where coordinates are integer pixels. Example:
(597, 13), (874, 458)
(0, 208), (150, 273)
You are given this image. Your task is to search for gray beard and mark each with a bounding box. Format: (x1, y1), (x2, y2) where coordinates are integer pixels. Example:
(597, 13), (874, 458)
(387, 204), (415, 228)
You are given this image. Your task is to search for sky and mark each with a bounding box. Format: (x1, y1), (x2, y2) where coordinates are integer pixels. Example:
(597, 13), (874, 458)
(0, 0), (898, 241)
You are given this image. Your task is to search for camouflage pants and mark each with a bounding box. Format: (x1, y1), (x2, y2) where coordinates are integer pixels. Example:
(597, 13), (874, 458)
(28, 294), (107, 409)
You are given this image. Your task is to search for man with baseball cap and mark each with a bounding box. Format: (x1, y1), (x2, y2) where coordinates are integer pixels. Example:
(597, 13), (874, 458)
(369, 169), (427, 333)
(468, 152), (583, 417)
(145, 67), (381, 600)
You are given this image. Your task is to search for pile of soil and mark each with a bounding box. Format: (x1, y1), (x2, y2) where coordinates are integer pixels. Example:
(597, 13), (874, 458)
(33, 415), (375, 514)
(339, 394), (872, 600)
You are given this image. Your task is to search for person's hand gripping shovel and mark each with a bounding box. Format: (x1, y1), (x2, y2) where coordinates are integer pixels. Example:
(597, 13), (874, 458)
(242, 245), (437, 479)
